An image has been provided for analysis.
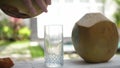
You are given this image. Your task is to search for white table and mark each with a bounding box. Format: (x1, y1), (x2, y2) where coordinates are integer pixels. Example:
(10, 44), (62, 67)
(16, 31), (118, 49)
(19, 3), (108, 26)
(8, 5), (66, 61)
(12, 55), (120, 68)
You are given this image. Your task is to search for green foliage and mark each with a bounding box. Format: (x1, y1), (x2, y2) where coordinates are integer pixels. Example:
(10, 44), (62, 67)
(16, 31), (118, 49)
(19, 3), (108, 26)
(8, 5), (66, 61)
(0, 18), (9, 25)
(115, 0), (120, 6)
(0, 18), (11, 40)
(114, 0), (120, 27)
(29, 45), (44, 58)
(113, 9), (120, 26)
(18, 26), (31, 39)
(0, 18), (31, 41)
(101, 0), (106, 3)
(3, 26), (13, 38)
(0, 40), (11, 46)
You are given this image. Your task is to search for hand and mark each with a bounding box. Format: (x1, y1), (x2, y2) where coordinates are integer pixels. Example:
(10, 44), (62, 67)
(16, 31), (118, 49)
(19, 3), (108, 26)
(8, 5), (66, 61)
(23, 0), (51, 14)
(0, 0), (51, 18)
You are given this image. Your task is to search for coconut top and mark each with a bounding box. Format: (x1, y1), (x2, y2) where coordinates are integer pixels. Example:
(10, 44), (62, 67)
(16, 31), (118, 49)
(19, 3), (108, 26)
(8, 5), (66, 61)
(77, 13), (112, 27)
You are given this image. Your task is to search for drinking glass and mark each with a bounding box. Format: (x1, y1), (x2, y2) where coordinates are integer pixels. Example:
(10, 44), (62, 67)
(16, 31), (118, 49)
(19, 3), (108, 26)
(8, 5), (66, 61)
(44, 25), (63, 67)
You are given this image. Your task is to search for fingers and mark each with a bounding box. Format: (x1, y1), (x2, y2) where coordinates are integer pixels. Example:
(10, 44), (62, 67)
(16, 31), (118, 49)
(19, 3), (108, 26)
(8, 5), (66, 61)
(23, 0), (49, 13)
(23, 0), (37, 14)
(45, 0), (51, 5)
(35, 0), (47, 12)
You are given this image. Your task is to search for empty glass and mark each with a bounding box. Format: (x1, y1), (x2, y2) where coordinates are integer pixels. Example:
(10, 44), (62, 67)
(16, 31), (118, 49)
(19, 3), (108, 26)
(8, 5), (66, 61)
(44, 25), (64, 67)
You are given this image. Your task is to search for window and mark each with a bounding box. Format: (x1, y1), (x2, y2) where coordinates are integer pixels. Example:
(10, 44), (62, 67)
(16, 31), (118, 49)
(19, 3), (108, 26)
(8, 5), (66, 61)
(37, 0), (104, 38)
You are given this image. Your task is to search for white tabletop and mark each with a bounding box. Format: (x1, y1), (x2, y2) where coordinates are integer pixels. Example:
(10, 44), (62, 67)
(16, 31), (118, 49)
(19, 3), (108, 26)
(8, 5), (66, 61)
(12, 55), (120, 68)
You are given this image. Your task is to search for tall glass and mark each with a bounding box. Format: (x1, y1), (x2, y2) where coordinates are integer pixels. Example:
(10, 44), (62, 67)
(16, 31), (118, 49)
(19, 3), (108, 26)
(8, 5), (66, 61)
(44, 25), (63, 67)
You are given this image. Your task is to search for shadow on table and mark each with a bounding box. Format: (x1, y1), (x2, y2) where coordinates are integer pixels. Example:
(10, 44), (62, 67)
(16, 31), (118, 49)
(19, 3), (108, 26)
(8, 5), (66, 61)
(65, 58), (120, 68)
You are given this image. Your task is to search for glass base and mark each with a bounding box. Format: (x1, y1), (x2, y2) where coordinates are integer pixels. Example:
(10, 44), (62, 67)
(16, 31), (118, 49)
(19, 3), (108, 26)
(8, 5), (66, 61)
(45, 63), (63, 68)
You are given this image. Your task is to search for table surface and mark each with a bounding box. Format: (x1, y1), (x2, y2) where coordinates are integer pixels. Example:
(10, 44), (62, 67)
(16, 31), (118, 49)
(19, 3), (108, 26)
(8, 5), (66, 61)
(12, 55), (120, 68)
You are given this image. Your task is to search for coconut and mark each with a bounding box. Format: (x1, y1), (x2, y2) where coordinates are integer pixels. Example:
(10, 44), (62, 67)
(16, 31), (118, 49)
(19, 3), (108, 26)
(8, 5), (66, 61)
(0, 0), (45, 18)
(72, 13), (119, 63)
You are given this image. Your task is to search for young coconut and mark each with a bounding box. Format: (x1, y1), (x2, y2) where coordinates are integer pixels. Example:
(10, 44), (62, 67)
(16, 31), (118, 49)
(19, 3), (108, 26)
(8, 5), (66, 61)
(72, 13), (119, 63)
(0, 0), (48, 18)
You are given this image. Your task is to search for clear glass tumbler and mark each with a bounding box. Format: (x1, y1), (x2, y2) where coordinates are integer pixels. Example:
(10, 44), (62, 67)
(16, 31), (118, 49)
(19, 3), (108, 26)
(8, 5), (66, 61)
(44, 25), (63, 67)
